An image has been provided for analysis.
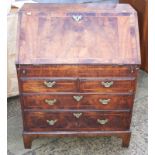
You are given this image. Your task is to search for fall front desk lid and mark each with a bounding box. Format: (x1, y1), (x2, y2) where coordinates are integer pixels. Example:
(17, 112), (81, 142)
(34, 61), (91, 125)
(16, 3), (141, 65)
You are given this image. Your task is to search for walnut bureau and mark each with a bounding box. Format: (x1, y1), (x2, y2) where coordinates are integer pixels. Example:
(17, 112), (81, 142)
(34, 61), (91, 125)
(16, 3), (141, 149)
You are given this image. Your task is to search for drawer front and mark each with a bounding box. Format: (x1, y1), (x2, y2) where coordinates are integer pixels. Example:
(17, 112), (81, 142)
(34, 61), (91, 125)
(22, 94), (134, 110)
(80, 78), (136, 93)
(24, 111), (131, 131)
(24, 111), (78, 131)
(17, 65), (138, 77)
(20, 78), (77, 93)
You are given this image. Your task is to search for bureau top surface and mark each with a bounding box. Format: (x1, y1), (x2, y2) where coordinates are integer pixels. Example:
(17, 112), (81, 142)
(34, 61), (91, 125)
(17, 3), (141, 65)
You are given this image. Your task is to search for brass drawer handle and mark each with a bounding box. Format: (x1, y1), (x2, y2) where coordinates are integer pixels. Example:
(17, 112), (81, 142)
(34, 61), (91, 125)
(72, 15), (83, 22)
(73, 113), (82, 118)
(44, 81), (56, 88)
(73, 96), (83, 102)
(45, 99), (57, 105)
(46, 119), (57, 126)
(101, 81), (114, 88)
(97, 119), (108, 125)
(99, 99), (111, 105)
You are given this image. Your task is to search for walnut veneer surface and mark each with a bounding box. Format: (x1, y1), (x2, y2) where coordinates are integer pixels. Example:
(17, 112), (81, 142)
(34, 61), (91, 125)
(16, 3), (141, 149)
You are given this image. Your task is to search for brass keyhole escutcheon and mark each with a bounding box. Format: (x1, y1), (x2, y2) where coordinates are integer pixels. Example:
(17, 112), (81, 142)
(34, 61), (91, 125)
(46, 119), (57, 126)
(99, 99), (111, 105)
(73, 96), (83, 102)
(45, 99), (57, 105)
(101, 81), (114, 88)
(97, 119), (108, 125)
(73, 113), (82, 118)
(44, 81), (56, 88)
(72, 15), (83, 22)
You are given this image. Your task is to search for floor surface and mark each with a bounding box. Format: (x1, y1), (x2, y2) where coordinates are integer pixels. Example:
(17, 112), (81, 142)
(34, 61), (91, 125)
(7, 70), (148, 155)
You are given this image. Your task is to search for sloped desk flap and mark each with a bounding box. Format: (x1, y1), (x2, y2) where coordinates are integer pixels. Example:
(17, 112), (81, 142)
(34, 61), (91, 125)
(16, 4), (141, 65)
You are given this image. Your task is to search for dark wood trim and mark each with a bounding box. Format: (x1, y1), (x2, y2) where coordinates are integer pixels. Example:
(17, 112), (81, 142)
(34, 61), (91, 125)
(23, 131), (131, 149)
(16, 64), (140, 67)
(23, 109), (131, 112)
(21, 92), (134, 95)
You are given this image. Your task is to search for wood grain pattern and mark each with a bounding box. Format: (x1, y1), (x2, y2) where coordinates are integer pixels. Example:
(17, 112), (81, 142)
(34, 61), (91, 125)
(20, 77), (136, 93)
(17, 4), (140, 65)
(19, 3), (133, 12)
(16, 3), (141, 149)
(22, 94), (134, 110)
(17, 65), (138, 77)
(20, 78), (78, 93)
(24, 111), (131, 132)
(80, 78), (136, 93)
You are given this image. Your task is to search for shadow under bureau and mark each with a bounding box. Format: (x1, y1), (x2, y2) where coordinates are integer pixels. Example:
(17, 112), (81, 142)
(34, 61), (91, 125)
(16, 4), (141, 149)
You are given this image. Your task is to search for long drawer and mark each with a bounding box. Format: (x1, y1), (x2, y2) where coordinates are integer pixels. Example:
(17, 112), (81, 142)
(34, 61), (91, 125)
(22, 94), (134, 110)
(17, 65), (138, 77)
(24, 111), (131, 132)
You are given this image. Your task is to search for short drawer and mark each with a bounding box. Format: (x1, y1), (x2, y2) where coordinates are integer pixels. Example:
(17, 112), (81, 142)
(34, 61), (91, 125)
(20, 78), (77, 93)
(24, 111), (131, 131)
(22, 94), (134, 110)
(80, 78), (136, 93)
(17, 65), (138, 77)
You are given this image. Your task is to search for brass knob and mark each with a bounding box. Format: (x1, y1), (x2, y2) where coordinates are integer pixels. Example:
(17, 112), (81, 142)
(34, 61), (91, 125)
(22, 69), (26, 74)
(101, 81), (114, 88)
(99, 99), (111, 105)
(44, 81), (56, 88)
(97, 119), (108, 125)
(46, 119), (57, 126)
(26, 12), (32, 15)
(73, 96), (83, 102)
(73, 113), (82, 118)
(45, 99), (57, 105)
